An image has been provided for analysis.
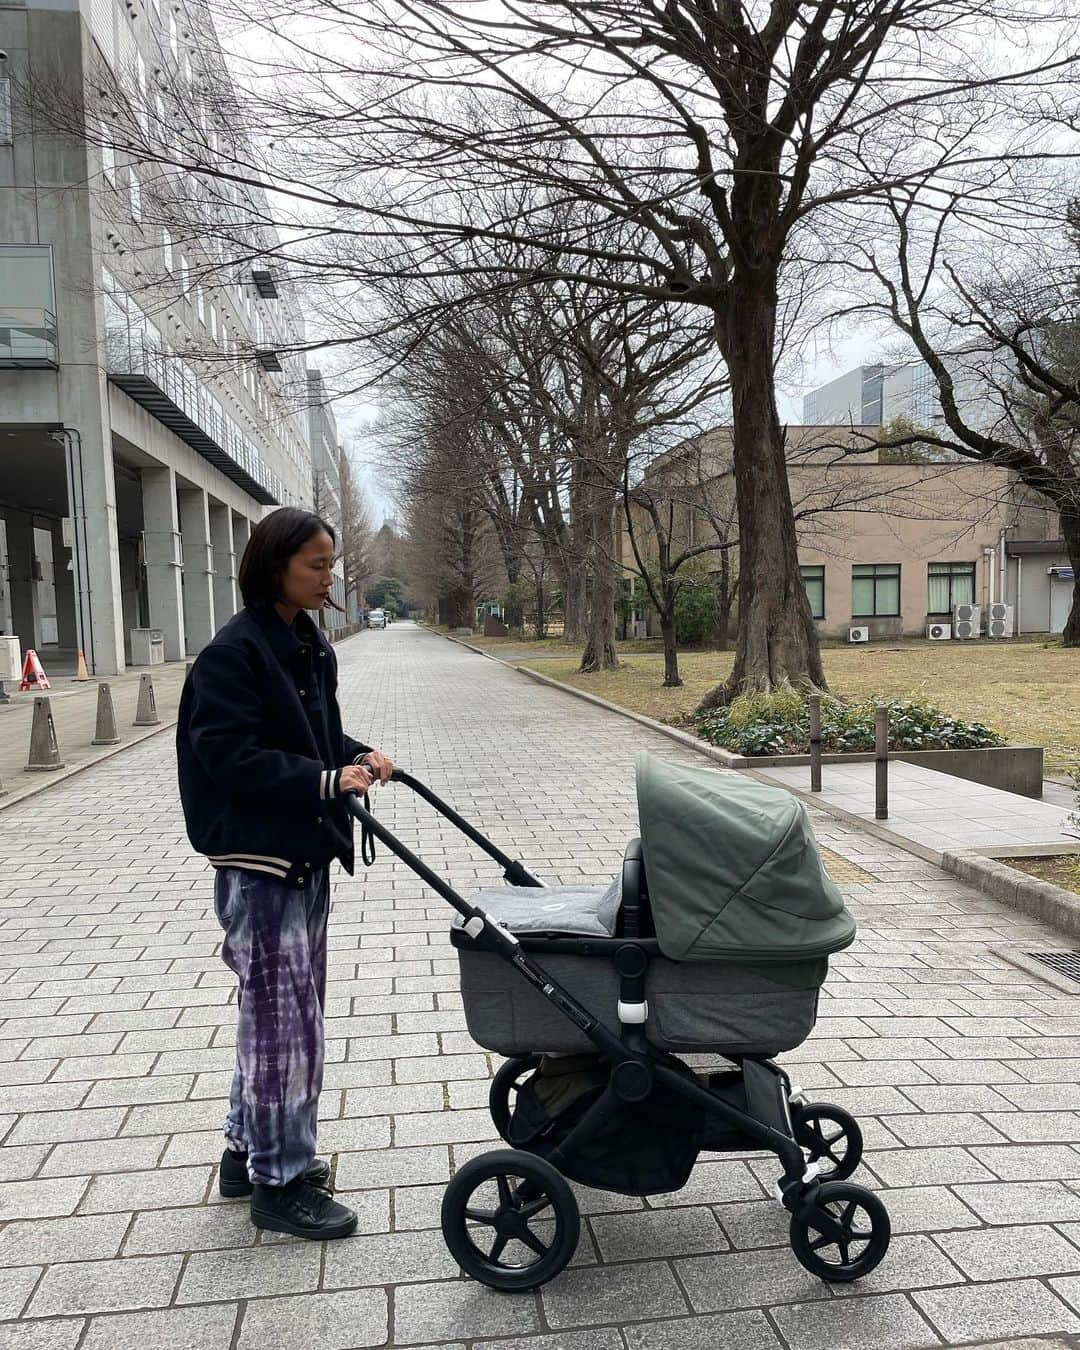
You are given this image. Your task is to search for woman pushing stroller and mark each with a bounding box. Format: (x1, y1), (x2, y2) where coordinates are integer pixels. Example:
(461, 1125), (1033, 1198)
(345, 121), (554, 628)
(177, 507), (393, 1241)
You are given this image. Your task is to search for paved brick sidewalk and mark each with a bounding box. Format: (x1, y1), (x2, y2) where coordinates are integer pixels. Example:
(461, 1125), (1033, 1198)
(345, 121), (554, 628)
(2, 621), (1080, 1349)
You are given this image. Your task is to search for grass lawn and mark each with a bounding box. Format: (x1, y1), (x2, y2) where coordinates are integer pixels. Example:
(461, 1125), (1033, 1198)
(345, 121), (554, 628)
(473, 635), (1080, 774)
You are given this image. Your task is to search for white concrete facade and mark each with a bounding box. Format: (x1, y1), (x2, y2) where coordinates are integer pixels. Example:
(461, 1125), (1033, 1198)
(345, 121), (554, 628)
(0, 0), (318, 673)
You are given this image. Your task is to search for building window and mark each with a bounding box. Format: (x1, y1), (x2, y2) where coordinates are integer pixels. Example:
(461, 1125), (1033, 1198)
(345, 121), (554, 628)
(928, 561), (975, 614)
(852, 563), (900, 617)
(100, 124), (116, 180)
(803, 391), (817, 424)
(0, 78), (12, 145)
(130, 175), (141, 221)
(912, 362), (936, 425)
(801, 565), (825, 620)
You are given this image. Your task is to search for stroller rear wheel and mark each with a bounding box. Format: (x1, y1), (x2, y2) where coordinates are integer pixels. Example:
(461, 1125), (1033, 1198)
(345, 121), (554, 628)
(791, 1102), (863, 1182)
(489, 1055), (542, 1143)
(441, 1148), (580, 1291)
(789, 1181), (890, 1282)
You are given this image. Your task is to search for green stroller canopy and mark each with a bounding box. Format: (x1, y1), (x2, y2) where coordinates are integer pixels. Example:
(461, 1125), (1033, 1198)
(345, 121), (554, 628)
(636, 753), (856, 963)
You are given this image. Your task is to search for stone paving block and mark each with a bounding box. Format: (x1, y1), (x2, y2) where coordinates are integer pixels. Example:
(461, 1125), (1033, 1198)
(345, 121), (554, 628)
(79, 1303), (238, 1350)
(393, 1107), (499, 1147)
(123, 1202), (259, 1254)
(335, 1144), (451, 1190)
(675, 1246), (830, 1313)
(955, 1181), (1080, 1226)
(48, 1052), (158, 1082)
(342, 1082), (444, 1117)
(590, 1206), (728, 1262)
(542, 1259), (688, 1328)
(484, 1332), (625, 1350)
(323, 1227), (460, 1288)
(885, 1113), (1011, 1146)
(913, 1278), (1080, 1342)
(40, 1135), (166, 1178)
(0, 1213), (128, 1267)
(864, 1146), (996, 1186)
(28, 1254), (181, 1317)
(177, 1243), (322, 1303)
(644, 1160), (765, 1208)
(7, 1107), (125, 1146)
(771, 1292), (942, 1350)
(979, 1144), (1080, 1181)
(830, 1233), (966, 1298)
(0, 1270), (39, 1321)
(0, 1147), (48, 1183)
(0, 1319), (84, 1350)
(1052, 1275), (1080, 1315)
(982, 1113), (1080, 1143)
(938, 1224), (1080, 1280)
(0, 1177), (88, 1223)
(392, 1278), (540, 1342)
(313, 1115), (392, 1153)
(859, 1186), (981, 1235)
(237, 1289), (388, 1349)
(78, 1165), (209, 1213)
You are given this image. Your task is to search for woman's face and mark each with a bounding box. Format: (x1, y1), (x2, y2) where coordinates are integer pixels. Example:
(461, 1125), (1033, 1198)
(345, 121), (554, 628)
(278, 530), (337, 612)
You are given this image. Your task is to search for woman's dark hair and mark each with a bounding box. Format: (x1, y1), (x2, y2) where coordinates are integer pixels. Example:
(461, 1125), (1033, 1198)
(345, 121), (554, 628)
(238, 507), (336, 608)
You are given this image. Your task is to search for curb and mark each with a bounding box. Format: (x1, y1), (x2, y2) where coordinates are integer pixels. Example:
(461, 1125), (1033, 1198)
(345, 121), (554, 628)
(440, 630), (1080, 937)
(941, 852), (1080, 941)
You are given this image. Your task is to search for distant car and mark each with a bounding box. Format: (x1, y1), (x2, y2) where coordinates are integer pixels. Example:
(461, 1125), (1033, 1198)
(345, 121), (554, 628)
(367, 609), (387, 629)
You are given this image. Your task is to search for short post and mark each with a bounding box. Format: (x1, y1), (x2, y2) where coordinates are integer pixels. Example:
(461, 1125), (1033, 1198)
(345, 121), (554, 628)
(133, 673), (160, 727)
(26, 697), (65, 771)
(808, 694), (822, 793)
(875, 703), (889, 820)
(91, 683), (121, 746)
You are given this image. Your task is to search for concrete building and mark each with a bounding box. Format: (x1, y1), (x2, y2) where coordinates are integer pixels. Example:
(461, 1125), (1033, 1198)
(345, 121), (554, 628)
(0, 0), (315, 674)
(306, 369), (347, 629)
(629, 426), (1073, 639)
(803, 360), (993, 435)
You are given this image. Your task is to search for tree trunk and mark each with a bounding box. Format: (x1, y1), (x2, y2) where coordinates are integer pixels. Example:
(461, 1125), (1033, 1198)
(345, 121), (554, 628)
(660, 615), (681, 687)
(696, 285), (826, 710)
(534, 575), (547, 639)
(1061, 504), (1080, 648)
(716, 549), (732, 651)
(580, 498), (619, 672)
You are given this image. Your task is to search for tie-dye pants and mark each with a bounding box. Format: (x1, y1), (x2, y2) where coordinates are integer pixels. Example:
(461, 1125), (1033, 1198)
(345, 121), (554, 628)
(214, 866), (330, 1187)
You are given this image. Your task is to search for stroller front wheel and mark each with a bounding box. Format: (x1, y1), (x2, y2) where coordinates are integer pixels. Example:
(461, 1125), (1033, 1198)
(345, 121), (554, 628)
(791, 1102), (863, 1182)
(789, 1180), (890, 1283)
(441, 1148), (580, 1291)
(490, 1055), (543, 1143)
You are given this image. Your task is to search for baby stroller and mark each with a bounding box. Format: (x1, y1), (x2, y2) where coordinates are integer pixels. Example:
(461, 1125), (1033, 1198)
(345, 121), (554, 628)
(346, 752), (890, 1291)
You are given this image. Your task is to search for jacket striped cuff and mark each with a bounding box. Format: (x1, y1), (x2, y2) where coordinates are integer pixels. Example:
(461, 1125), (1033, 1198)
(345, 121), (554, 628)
(321, 768), (344, 799)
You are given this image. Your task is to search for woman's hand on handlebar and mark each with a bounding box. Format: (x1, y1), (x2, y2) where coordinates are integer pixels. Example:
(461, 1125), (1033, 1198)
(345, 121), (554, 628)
(339, 763), (375, 795)
(360, 750), (395, 785)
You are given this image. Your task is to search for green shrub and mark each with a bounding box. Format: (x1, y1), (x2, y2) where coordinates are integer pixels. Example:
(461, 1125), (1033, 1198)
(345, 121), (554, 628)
(695, 693), (1004, 758)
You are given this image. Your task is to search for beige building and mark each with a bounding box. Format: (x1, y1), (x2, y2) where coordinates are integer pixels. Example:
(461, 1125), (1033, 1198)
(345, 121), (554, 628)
(627, 427), (1072, 638)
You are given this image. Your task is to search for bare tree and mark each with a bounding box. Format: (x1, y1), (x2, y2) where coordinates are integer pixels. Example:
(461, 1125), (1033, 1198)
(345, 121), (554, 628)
(338, 446), (374, 618)
(852, 192), (1080, 643)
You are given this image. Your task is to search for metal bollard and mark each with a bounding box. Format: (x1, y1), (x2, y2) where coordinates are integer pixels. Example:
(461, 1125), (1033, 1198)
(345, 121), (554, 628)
(809, 694), (822, 792)
(875, 704), (889, 820)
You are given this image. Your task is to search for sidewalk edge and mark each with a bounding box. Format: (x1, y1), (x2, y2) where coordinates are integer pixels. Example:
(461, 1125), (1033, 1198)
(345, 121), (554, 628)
(941, 853), (1080, 941)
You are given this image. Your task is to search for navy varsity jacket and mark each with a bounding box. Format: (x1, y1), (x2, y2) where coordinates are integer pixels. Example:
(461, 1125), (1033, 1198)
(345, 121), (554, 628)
(176, 604), (372, 887)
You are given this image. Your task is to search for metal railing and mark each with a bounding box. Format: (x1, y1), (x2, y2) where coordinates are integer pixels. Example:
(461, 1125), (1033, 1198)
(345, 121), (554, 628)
(106, 333), (284, 504)
(0, 307), (59, 367)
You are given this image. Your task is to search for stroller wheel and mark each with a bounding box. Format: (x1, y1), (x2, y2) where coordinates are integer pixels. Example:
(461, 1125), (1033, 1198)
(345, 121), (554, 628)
(441, 1148), (580, 1291)
(791, 1102), (863, 1182)
(490, 1055), (542, 1143)
(790, 1181), (890, 1283)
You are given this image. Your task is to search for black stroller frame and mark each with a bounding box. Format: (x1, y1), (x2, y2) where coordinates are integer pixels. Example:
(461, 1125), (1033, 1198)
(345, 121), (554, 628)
(347, 772), (890, 1292)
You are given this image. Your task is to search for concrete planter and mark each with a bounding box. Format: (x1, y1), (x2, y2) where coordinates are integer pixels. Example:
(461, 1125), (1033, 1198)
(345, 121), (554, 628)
(737, 744), (1045, 798)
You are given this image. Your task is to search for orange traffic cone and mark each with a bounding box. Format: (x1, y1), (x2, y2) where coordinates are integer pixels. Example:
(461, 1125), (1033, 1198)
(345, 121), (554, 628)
(74, 649), (89, 682)
(18, 649), (51, 691)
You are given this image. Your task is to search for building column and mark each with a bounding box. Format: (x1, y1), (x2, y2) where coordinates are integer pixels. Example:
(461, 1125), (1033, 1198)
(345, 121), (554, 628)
(232, 514), (252, 605)
(4, 511), (42, 652)
(51, 519), (78, 651)
(208, 501), (237, 630)
(141, 466), (185, 661)
(178, 487), (216, 653)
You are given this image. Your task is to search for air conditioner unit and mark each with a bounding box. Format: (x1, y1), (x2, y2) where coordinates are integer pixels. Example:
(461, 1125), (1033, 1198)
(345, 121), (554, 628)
(848, 626), (869, 644)
(987, 603), (1014, 639)
(953, 603), (981, 639)
(927, 622), (951, 641)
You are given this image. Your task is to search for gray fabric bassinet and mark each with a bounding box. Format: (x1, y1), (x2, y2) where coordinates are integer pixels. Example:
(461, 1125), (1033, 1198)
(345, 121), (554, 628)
(453, 755), (855, 1058)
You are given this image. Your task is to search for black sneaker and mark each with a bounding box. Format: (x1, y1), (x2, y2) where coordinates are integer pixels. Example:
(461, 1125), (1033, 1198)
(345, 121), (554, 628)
(250, 1178), (358, 1240)
(218, 1149), (333, 1199)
